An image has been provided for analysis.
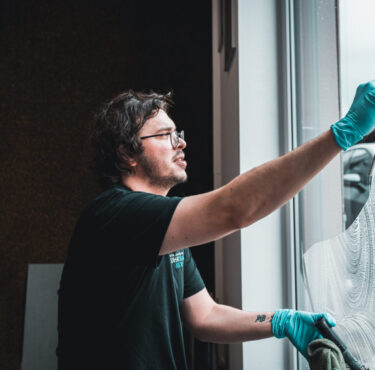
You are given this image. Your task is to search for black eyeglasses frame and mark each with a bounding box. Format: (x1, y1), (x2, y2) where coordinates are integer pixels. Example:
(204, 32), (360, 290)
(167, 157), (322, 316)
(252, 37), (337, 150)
(140, 130), (184, 149)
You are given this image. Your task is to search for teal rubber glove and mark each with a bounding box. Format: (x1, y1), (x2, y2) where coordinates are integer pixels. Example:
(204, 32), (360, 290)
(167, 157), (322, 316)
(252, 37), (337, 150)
(331, 80), (375, 150)
(272, 309), (336, 358)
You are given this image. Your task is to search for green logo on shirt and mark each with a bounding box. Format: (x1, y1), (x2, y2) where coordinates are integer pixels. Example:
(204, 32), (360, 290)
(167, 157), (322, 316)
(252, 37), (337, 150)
(169, 251), (184, 269)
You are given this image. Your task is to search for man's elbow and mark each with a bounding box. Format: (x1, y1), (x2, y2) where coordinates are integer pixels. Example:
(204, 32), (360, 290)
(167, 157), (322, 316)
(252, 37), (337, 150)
(188, 325), (211, 343)
(224, 202), (256, 231)
(217, 186), (257, 231)
(183, 306), (216, 343)
(214, 195), (245, 232)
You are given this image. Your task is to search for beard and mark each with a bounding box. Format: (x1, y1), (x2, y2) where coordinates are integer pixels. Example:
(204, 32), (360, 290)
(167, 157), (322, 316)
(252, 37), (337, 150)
(137, 152), (187, 190)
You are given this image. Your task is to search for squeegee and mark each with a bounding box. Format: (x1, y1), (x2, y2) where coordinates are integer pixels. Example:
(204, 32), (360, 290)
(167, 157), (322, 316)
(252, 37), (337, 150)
(315, 317), (369, 370)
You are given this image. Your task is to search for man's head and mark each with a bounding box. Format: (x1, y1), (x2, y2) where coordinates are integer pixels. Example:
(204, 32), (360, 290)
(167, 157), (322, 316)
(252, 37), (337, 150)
(92, 91), (187, 192)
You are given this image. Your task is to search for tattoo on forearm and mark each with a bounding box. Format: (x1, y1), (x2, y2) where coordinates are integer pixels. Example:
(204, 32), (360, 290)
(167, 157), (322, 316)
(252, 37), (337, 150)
(255, 314), (266, 323)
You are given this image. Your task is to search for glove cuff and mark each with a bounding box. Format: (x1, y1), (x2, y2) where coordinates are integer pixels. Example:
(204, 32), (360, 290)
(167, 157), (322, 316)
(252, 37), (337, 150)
(272, 309), (293, 339)
(331, 118), (363, 151)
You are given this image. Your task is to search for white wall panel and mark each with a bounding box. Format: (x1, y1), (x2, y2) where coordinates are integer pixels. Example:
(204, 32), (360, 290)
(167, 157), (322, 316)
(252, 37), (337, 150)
(213, 0), (290, 368)
(238, 0), (286, 368)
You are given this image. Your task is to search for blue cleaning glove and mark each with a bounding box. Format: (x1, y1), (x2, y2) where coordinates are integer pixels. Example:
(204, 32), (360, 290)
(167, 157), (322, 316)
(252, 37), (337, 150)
(272, 309), (336, 358)
(331, 80), (375, 150)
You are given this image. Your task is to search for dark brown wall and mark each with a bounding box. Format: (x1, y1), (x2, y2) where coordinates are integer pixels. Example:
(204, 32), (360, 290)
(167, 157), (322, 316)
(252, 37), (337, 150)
(0, 1), (212, 368)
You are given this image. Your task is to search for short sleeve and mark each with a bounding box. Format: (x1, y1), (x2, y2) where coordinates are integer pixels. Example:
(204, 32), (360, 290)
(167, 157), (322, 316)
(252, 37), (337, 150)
(87, 186), (182, 267)
(183, 248), (205, 299)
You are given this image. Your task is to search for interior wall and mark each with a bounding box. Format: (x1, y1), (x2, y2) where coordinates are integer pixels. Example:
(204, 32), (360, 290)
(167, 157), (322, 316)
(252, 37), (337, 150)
(0, 1), (213, 369)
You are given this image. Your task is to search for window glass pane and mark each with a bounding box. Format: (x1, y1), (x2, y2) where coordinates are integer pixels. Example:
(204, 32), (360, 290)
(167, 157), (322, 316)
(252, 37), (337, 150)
(294, 0), (375, 368)
(293, 0), (343, 338)
(293, 2), (342, 366)
(293, 0), (342, 251)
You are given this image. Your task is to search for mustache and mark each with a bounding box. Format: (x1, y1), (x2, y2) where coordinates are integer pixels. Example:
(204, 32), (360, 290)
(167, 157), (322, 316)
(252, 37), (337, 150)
(172, 151), (185, 161)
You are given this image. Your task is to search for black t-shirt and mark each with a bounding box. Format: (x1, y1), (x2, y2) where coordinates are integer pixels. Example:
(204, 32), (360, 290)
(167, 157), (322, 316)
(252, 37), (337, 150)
(57, 184), (205, 370)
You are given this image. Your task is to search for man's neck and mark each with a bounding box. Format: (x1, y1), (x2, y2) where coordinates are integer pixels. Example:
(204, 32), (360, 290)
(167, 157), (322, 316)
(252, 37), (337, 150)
(121, 176), (169, 196)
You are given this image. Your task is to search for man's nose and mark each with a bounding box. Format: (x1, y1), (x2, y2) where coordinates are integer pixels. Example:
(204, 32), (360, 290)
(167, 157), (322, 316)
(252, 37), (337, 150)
(177, 137), (187, 149)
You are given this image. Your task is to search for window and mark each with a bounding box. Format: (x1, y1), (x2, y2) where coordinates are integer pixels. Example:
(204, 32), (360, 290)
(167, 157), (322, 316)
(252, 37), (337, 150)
(293, 0), (375, 368)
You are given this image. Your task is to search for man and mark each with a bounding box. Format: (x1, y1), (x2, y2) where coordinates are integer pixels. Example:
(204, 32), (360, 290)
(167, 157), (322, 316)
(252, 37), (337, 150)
(57, 82), (375, 369)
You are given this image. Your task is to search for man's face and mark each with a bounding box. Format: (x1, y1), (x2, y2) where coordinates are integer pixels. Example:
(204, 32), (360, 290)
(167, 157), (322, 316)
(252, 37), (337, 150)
(136, 109), (187, 190)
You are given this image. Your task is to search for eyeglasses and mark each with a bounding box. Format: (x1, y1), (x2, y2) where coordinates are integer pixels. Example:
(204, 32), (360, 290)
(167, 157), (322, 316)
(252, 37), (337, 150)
(140, 130), (185, 149)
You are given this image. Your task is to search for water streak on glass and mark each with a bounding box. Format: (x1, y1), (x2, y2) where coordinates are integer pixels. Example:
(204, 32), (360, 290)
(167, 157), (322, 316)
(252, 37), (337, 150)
(304, 175), (375, 369)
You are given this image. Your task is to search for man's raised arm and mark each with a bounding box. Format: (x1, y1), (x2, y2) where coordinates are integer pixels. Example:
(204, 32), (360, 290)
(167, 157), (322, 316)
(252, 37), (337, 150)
(159, 80), (375, 255)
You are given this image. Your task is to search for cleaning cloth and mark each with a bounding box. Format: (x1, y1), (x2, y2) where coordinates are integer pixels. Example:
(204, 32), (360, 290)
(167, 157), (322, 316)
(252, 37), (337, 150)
(307, 338), (346, 370)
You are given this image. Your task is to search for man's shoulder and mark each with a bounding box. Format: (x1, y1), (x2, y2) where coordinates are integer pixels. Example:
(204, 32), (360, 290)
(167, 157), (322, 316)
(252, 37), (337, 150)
(85, 185), (181, 217)
(94, 184), (132, 200)
(90, 184), (150, 207)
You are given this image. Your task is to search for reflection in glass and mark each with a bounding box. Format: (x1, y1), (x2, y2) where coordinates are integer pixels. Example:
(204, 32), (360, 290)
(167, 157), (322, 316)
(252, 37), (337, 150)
(343, 145), (375, 229)
(304, 175), (375, 369)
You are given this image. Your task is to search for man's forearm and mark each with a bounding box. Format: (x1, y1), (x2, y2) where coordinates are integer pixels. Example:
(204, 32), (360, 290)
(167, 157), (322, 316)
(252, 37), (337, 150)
(195, 303), (274, 344)
(221, 129), (341, 228)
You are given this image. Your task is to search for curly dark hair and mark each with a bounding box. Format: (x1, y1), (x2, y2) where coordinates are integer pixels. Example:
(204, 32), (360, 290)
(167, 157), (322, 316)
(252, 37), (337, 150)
(91, 90), (173, 187)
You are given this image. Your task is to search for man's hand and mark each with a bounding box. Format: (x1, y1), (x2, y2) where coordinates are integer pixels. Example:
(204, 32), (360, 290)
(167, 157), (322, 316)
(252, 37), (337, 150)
(272, 309), (336, 358)
(331, 80), (375, 150)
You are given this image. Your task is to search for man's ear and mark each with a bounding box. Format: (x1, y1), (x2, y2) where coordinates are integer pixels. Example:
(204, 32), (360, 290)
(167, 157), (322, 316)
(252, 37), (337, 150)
(118, 144), (137, 167)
